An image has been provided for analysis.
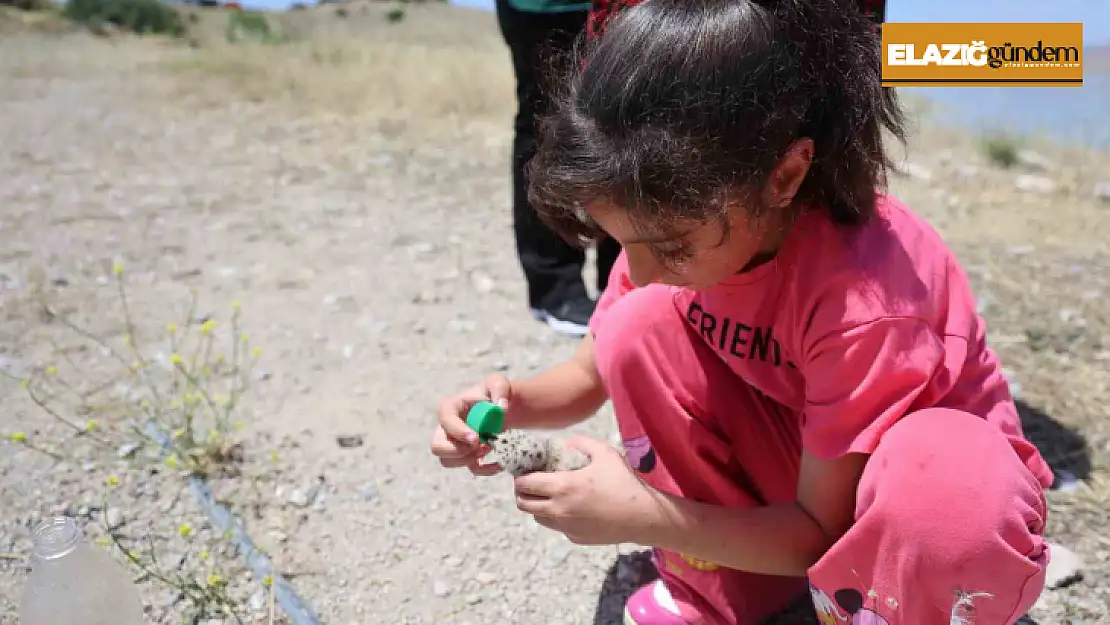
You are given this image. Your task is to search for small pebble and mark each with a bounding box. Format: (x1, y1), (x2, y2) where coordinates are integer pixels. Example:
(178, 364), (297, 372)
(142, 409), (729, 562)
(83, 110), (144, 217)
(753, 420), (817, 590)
(432, 580), (451, 597)
(105, 508), (125, 530)
(248, 590), (267, 613)
(336, 434), (364, 449)
(287, 489), (310, 508)
(117, 442), (141, 458)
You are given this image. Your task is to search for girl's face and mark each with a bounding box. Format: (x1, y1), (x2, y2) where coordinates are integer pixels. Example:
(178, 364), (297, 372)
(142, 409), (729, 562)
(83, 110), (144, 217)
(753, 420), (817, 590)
(588, 140), (814, 291)
(587, 203), (784, 290)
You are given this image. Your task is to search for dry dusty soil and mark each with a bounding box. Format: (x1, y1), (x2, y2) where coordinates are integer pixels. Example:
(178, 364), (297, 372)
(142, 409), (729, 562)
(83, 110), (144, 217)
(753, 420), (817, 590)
(1, 4), (1109, 624)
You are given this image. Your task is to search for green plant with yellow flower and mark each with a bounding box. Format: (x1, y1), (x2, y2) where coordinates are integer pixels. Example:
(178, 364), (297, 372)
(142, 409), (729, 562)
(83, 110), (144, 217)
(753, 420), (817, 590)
(1, 262), (271, 622)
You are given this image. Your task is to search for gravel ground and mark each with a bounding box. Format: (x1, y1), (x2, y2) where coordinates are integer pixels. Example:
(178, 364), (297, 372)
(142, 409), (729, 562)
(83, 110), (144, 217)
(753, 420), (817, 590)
(1, 7), (1109, 624)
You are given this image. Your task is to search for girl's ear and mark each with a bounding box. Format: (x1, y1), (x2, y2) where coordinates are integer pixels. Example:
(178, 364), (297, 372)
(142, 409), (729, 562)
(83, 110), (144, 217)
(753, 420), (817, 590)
(763, 138), (814, 210)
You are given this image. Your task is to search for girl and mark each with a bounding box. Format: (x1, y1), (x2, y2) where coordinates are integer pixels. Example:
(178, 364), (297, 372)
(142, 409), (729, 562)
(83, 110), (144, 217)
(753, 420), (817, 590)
(432, 0), (1052, 623)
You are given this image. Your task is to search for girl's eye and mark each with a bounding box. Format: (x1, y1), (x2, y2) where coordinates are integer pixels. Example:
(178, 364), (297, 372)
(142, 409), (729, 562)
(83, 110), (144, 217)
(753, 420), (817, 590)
(652, 243), (693, 266)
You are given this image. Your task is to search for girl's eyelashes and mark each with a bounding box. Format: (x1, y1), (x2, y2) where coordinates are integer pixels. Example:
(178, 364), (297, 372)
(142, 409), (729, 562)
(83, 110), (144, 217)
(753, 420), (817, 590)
(650, 241), (694, 266)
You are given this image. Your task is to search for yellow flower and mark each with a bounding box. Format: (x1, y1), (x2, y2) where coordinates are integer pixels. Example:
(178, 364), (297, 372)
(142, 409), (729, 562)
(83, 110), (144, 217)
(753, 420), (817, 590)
(201, 320), (216, 336)
(112, 262), (123, 276)
(131, 361), (141, 372)
(169, 353), (183, 365)
(45, 366), (58, 376)
(172, 428), (185, 439)
(124, 334), (133, 347)
(215, 354), (225, 363)
(251, 347), (262, 358)
(84, 420), (99, 432)
(105, 475), (120, 487)
(96, 537), (112, 547)
(127, 549), (140, 561)
(140, 400), (151, 410)
(232, 300), (242, 311)
(165, 454), (179, 469)
(10, 432), (28, 443)
(19, 379), (29, 389)
(208, 430), (219, 442)
(178, 523), (193, 538)
(200, 550), (210, 561)
(214, 393), (225, 405)
(240, 334), (249, 344)
(207, 573), (225, 586)
(261, 575), (274, 587)
(170, 400), (181, 409)
(234, 420), (245, 430)
(166, 323), (178, 335)
(269, 450), (280, 463)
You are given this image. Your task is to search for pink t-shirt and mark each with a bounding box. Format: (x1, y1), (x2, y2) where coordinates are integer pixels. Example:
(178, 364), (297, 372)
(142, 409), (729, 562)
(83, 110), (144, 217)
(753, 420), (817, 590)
(593, 195), (1053, 487)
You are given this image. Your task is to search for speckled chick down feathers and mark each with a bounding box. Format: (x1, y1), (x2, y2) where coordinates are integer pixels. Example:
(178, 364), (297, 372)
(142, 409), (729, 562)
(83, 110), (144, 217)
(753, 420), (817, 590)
(488, 429), (590, 477)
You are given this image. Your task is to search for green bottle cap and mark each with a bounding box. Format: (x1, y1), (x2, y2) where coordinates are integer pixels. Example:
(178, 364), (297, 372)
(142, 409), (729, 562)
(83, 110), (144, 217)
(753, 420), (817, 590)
(466, 401), (505, 443)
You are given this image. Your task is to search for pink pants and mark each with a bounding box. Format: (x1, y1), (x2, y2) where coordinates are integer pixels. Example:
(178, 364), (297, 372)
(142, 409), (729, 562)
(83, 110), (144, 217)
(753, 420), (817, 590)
(593, 286), (1049, 625)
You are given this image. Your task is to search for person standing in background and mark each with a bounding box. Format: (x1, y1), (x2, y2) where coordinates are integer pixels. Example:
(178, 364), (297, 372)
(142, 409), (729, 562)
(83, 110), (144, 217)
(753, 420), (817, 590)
(496, 0), (623, 337)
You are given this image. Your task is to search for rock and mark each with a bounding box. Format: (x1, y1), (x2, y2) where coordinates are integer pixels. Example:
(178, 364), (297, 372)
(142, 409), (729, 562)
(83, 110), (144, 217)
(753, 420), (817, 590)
(248, 589), (267, 613)
(470, 271), (495, 293)
(1014, 175), (1056, 194)
(105, 508), (125, 530)
(1094, 181), (1110, 203)
(464, 594), (482, 605)
(1016, 149), (1053, 172)
(432, 580), (451, 597)
(358, 485), (379, 501)
(475, 571), (497, 584)
(336, 434), (364, 449)
(287, 488), (311, 508)
(117, 442), (141, 458)
(1044, 542), (1083, 589)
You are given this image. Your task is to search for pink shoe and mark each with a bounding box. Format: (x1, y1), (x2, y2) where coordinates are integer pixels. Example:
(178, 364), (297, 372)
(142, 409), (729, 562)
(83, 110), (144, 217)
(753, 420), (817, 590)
(623, 579), (687, 625)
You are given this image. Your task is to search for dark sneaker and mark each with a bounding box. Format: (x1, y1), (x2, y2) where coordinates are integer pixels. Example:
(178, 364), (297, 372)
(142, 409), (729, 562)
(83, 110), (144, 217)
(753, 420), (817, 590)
(530, 296), (596, 337)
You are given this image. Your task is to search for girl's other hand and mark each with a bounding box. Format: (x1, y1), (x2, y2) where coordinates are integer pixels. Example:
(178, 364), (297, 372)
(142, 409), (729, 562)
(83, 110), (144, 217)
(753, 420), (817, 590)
(430, 374), (512, 476)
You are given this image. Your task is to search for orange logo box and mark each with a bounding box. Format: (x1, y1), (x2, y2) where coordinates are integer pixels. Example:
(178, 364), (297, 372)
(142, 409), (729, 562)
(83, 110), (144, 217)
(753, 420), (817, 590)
(881, 23), (1084, 87)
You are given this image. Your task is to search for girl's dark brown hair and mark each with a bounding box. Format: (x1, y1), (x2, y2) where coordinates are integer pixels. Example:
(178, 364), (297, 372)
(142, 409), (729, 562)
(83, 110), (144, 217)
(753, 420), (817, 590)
(527, 0), (906, 244)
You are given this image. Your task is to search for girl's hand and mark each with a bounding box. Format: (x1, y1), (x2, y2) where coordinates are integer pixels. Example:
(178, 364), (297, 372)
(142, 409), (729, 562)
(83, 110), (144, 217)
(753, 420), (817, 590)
(513, 436), (663, 546)
(430, 374), (512, 476)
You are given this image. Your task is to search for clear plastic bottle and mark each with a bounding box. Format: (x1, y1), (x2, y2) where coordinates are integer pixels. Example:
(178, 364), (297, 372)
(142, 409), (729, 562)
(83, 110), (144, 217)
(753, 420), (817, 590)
(20, 516), (147, 625)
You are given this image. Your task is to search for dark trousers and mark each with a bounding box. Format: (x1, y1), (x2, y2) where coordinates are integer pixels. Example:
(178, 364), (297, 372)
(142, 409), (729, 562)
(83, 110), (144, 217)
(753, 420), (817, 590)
(495, 0), (622, 311)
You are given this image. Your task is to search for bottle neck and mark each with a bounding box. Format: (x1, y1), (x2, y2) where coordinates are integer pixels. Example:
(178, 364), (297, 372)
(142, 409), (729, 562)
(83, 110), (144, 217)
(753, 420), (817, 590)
(31, 517), (81, 560)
